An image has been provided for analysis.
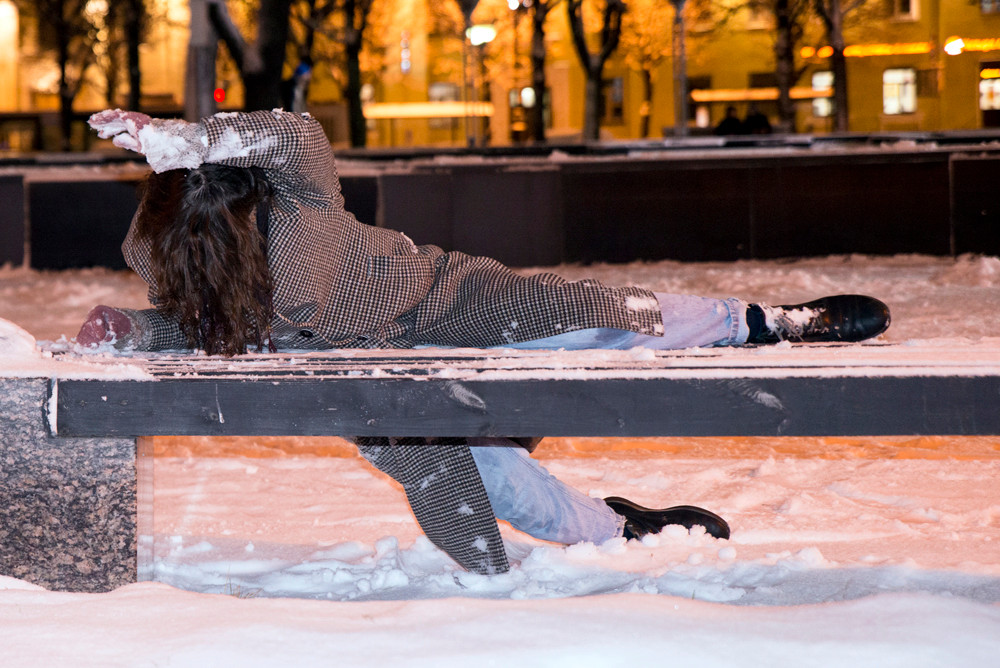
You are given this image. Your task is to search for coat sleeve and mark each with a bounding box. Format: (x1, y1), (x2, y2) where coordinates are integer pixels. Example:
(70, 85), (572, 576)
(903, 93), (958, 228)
(117, 307), (189, 351)
(199, 109), (338, 197)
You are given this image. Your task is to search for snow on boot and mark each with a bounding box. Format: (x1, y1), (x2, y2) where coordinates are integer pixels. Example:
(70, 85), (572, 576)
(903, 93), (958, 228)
(748, 294), (890, 344)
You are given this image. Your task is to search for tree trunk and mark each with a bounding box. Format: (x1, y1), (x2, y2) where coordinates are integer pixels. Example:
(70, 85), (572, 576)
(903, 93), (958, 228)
(582, 68), (602, 141)
(125, 0), (143, 111)
(815, 0), (849, 132)
(344, 26), (366, 145)
(529, 4), (549, 143)
(670, 0), (688, 137)
(773, 0), (796, 133)
(567, 0), (624, 142)
(56, 16), (73, 150)
(639, 68), (652, 138)
(830, 46), (849, 131)
(242, 0), (293, 110)
(186, 0), (219, 121)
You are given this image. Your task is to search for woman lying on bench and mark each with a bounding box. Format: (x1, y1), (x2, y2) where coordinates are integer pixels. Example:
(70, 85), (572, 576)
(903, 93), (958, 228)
(77, 108), (890, 575)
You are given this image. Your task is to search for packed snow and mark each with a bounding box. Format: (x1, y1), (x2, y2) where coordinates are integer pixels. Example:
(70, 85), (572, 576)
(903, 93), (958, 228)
(1, 254), (999, 666)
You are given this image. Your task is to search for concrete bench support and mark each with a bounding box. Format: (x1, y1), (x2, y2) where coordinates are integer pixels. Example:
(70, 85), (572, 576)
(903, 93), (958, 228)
(0, 378), (141, 592)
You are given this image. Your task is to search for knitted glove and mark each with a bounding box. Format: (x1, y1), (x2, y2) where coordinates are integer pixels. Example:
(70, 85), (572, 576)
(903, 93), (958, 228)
(88, 109), (207, 173)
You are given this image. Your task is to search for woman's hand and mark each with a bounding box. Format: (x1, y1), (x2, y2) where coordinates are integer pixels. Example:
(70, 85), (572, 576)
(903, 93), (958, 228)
(76, 305), (133, 348)
(88, 110), (152, 153)
(88, 109), (205, 172)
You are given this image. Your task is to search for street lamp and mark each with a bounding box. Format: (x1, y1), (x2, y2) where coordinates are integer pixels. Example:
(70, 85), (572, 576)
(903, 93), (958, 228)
(508, 0), (532, 142)
(465, 24), (495, 147)
(467, 24), (497, 47)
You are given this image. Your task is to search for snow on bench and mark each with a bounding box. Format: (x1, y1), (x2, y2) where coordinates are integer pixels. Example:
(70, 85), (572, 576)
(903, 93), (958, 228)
(4, 342), (999, 593)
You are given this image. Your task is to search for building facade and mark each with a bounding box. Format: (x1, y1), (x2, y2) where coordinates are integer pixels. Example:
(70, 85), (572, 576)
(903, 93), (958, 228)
(0, 0), (997, 150)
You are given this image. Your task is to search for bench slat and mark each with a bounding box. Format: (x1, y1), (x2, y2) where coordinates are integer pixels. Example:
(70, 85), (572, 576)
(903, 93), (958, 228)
(53, 375), (1000, 438)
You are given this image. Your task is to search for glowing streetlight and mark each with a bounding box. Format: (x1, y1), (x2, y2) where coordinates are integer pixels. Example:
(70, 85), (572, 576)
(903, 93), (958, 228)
(944, 37), (965, 56)
(463, 24), (495, 147)
(467, 24), (497, 47)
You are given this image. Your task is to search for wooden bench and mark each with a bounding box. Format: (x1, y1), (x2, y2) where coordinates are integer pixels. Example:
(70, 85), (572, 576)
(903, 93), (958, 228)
(3, 343), (999, 592)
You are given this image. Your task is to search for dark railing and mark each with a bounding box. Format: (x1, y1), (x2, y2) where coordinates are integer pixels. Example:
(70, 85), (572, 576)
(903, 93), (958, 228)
(3, 132), (999, 269)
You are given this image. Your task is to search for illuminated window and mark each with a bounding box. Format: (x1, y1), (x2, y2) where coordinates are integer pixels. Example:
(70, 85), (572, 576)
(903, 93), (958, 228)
(812, 71), (833, 117)
(982, 63), (1000, 112)
(428, 82), (459, 130)
(894, 0), (918, 19)
(982, 78), (1000, 111)
(883, 68), (917, 115)
(983, 0), (1000, 14)
(601, 77), (625, 126)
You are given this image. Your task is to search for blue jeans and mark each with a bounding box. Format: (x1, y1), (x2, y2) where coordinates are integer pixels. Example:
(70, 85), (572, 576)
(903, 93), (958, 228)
(496, 294), (749, 351)
(473, 294), (748, 544)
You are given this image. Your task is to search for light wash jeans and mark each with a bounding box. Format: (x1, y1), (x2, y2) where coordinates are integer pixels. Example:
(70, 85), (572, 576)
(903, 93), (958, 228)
(472, 293), (749, 544)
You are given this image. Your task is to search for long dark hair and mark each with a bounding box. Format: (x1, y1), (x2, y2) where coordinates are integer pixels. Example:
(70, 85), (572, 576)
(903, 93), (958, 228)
(136, 164), (276, 356)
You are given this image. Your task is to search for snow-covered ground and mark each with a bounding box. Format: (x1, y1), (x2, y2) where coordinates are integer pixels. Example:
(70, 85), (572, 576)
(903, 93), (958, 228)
(1, 254), (999, 667)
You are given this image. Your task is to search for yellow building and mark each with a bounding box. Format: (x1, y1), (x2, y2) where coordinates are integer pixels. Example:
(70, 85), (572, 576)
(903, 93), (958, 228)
(0, 0), (998, 150)
(361, 0), (1000, 143)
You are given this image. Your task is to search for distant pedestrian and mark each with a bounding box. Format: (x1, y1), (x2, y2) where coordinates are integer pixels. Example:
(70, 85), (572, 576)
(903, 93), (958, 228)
(714, 106), (745, 135)
(744, 104), (773, 134)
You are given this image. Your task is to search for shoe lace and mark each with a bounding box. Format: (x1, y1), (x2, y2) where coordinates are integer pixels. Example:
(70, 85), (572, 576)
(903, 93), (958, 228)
(761, 305), (822, 341)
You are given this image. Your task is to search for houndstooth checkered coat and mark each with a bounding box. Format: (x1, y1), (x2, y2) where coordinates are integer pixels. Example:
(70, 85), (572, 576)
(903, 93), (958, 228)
(119, 110), (663, 574)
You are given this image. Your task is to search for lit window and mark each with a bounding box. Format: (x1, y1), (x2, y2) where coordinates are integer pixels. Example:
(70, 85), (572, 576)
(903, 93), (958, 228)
(812, 71), (833, 117)
(695, 105), (711, 128)
(983, 0), (1000, 14)
(894, 0), (918, 19)
(883, 68), (917, 115)
(982, 77), (1000, 111)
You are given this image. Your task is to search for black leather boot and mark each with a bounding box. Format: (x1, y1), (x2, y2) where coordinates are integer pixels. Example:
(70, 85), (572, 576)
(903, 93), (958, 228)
(747, 294), (890, 344)
(605, 497), (731, 540)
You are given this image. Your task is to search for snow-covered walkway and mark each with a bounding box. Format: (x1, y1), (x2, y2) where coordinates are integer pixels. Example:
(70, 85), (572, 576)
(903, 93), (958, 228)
(1, 254), (998, 666)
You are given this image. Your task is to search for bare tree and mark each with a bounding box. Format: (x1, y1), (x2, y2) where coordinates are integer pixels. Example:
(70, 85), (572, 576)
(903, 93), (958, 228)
(769, 0), (811, 132)
(667, 0), (689, 136)
(527, 0), (560, 143)
(89, 0), (149, 111)
(287, 0), (378, 146)
(26, 0), (101, 149)
(341, 0), (376, 146)
(567, 0), (626, 141)
(811, 0), (866, 131)
(619, 0), (672, 137)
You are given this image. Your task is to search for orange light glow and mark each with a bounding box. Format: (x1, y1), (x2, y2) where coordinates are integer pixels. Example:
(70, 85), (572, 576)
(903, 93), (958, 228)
(982, 68), (1000, 80)
(805, 42), (935, 59)
(690, 87), (831, 103)
(843, 42), (932, 57)
(962, 38), (1000, 53)
(363, 101), (494, 119)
